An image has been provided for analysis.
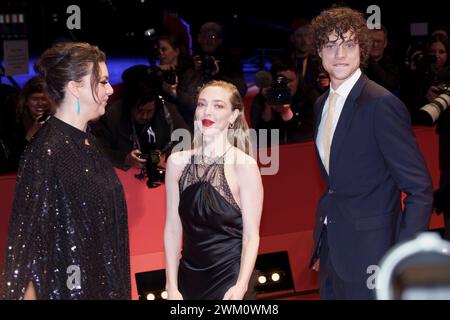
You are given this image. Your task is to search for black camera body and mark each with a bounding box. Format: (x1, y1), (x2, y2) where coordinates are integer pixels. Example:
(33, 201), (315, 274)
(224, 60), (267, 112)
(135, 149), (165, 188)
(200, 54), (217, 77)
(433, 83), (450, 95)
(417, 83), (450, 126)
(266, 75), (292, 106)
(413, 53), (437, 71)
(148, 66), (177, 85)
(141, 150), (165, 188)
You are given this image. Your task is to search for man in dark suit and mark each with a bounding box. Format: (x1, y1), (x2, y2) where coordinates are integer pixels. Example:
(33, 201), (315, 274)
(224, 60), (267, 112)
(309, 6), (433, 299)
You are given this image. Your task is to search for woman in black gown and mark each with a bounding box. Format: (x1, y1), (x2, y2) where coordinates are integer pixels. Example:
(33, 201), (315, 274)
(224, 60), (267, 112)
(0, 42), (131, 299)
(164, 80), (263, 300)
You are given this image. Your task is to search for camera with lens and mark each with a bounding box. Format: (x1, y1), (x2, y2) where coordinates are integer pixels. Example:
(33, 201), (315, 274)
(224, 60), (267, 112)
(136, 149), (165, 188)
(412, 53), (437, 72)
(266, 75), (292, 106)
(199, 54), (218, 77)
(416, 83), (450, 126)
(148, 66), (177, 85)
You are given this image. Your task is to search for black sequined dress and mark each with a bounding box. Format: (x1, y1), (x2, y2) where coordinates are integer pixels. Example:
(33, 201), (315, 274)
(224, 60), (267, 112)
(0, 116), (131, 299)
(178, 153), (243, 300)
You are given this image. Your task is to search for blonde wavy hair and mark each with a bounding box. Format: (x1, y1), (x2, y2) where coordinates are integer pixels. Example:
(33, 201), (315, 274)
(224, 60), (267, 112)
(193, 80), (252, 155)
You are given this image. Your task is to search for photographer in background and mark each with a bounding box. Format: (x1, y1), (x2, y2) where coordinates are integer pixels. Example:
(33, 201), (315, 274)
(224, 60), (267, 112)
(251, 61), (318, 145)
(94, 69), (189, 171)
(429, 35), (450, 240)
(272, 19), (328, 95)
(15, 77), (54, 154)
(152, 34), (196, 126)
(401, 35), (450, 123)
(177, 21), (247, 127)
(365, 25), (401, 94)
(406, 34), (450, 239)
(152, 34), (192, 97)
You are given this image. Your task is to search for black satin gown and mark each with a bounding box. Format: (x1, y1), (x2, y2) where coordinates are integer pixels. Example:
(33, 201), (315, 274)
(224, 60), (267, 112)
(178, 154), (243, 300)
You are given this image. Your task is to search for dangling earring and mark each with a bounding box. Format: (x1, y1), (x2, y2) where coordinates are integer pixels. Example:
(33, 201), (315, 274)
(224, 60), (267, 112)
(201, 133), (204, 162)
(229, 122), (234, 129)
(76, 99), (81, 114)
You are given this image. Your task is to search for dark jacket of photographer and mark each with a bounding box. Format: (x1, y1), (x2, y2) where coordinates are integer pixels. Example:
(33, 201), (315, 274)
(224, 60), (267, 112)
(434, 74), (450, 240)
(94, 99), (189, 170)
(274, 52), (324, 94)
(251, 85), (318, 145)
(365, 54), (401, 94)
(401, 63), (450, 124)
(400, 67), (434, 123)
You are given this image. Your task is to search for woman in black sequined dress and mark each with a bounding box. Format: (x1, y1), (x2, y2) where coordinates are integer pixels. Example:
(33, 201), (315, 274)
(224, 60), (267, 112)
(0, 42), (131, 299)
(164, 80), (263, 300)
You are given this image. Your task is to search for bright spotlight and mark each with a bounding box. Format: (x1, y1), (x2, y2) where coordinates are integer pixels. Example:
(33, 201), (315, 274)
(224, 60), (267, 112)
(258, 275), (267, 284)
(271, 273), (281, 282)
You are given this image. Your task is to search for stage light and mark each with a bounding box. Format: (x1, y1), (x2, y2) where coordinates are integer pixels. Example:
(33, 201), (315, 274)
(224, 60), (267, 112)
(271, 272), (281, 282)
(161, 291), (168, 299)
(254, 251), (294, 296)
(136, 269), (166, 300)
(258, 275), (267, 284)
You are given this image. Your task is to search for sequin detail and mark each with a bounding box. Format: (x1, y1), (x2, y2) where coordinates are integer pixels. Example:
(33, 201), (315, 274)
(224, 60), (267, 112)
(0, 117), (131, 299)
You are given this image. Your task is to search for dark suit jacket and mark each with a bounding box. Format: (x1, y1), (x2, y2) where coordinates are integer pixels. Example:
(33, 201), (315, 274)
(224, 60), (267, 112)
(312, 73), (433, 283)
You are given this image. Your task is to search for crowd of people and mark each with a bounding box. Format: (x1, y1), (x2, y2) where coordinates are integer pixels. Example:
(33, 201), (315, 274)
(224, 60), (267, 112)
(1, 19), (449, 168)
(0, 6), (449, 300)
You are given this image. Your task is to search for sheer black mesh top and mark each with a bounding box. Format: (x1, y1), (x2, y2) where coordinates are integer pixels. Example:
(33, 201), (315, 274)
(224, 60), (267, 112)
(178, 153), (240, 211)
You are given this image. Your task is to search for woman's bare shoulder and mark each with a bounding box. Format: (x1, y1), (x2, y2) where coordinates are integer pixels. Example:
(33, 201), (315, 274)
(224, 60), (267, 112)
(167, 150), (193, 169)
(228, 147), (257, 167)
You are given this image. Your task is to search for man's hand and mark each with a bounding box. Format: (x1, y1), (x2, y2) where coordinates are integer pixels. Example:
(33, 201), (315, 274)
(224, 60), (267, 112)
(162, 77), (178, 98)
(193, 55), (202, 72)
(158, 151), (167, 169)
(125, 149), (147, 169)
(312, 259), (320, 272)
(193, 55), (219, 76)
(269, 103), (291, 113)
(25, 119), (45, 141)
(265, 103), (294, 121)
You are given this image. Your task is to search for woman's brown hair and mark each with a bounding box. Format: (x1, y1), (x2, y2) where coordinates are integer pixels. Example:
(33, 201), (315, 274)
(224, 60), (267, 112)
(35, 42), (106, 105)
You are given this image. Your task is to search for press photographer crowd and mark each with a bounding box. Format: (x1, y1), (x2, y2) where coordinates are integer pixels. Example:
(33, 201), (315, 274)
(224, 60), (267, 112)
(1, 2), (450, 301)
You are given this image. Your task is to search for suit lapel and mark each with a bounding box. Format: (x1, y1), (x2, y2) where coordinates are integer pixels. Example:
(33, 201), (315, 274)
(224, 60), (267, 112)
(314, 92), (329, 178)
(329, 74), (369, 176)
(314, 91), (329, 141)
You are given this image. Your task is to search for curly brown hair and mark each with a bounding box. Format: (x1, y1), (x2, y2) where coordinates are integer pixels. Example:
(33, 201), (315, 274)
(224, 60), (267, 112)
(311, 6), (371, 67)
